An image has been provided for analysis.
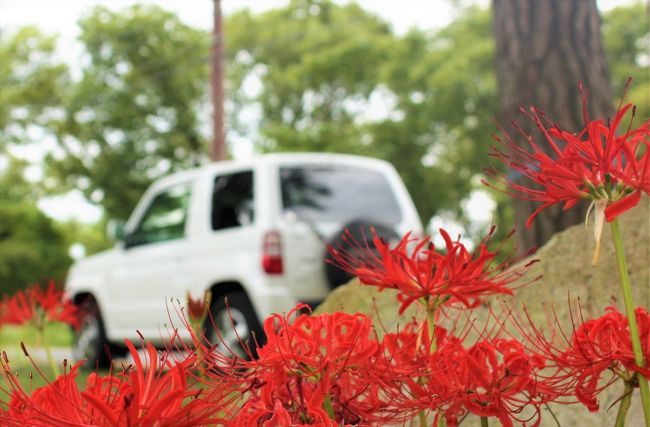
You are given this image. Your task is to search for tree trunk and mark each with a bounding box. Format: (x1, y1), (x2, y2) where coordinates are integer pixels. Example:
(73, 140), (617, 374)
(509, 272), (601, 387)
(492, 0), (613, 253)
(211, 0), (227, 162)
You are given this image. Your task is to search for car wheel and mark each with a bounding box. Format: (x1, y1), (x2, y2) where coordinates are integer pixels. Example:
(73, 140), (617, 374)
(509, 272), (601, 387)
(204, 291), (264, 360)
(324, 219), (399, 289)
(73, 297), (120, 369)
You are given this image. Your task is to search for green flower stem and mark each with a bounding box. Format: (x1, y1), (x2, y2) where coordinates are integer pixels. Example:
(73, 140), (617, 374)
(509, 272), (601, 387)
(44, 343), (58, 378)
(418, 410), (428, 427)
(416, 304), (443, 427)
(480, 416), (489, 427)
(615, 380), (634, 427)
(544, 403), (562, 427)
(191, 322), (208, 379)
(324, 394), (335, 420)
(427, 308), (437, 353)
(610, 219), (650, 427)
(36, 325), (59, 378)
(418, 411), (447, 427)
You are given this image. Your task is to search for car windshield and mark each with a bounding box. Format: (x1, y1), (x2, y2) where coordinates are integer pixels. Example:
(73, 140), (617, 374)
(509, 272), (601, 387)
(280, 164), (402, 225)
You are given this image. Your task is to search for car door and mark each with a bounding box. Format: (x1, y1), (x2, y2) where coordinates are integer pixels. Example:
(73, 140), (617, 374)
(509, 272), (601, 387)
(106, 181), (193, 339)
(186, 169), (258, 291)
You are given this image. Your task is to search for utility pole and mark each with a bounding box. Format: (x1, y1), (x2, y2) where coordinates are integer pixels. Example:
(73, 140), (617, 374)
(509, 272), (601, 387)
(210, 0), (226, 161)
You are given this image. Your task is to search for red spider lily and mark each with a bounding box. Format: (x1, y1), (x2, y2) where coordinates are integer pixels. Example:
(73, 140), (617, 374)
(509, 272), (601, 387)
(1, 340), (232, 426)
(233, 399), (295, 426)
(484, 81), (650, 260)
(516, 305), (650, 412)
(229, 306), (399, 426)
(186, 291), (211, 327)
(441, 339), (553, 427)
(83, 340), (219, 426)
(378, 323), (462, 413)
(2, 359), (91, 426)
(379, 322), (562, 427)
(330, 227), (537, 314)
(233, 397), (360, 427)
(234, 387), (348, 426)
(0, 281), (79, 330)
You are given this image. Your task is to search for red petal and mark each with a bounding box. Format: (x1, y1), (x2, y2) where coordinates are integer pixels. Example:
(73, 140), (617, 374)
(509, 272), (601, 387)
(604, 191), (641, 222)
(525, 202), (554, 228)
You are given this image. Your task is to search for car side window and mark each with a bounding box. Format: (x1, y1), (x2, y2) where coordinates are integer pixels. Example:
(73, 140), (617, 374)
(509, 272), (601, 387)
(212, 171), (254, 231)
(127, 183), (192, 247)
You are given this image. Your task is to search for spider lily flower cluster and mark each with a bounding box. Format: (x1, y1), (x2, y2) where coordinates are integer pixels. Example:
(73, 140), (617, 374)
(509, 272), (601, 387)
(232, 307), (393, 426)
(0, 83), (648, 426)
(1, 340), (239, 426)
(0, 282), (79, 331)
(514, 305), (650, 413)
(377, 322), (567, 427)
(329, 227), (538, 314)
(484, 79), (650, 263)
(0, 282), (79, 376)
(0, 234), (648, 426)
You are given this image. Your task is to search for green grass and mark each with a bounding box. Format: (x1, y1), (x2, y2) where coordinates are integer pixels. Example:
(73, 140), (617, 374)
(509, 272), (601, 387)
(0, 323), (73, 347)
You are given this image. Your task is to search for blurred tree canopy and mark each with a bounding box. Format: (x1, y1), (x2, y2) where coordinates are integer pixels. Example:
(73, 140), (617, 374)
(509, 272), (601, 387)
(0, 29), (71, 291)
(44, 5), (210, 220)
(0, 26), (69, 148)
(226, 2), (497, 226)
(0, 160), (71, 294)
(226, 0), (394, 153)
(0, 201), (71, 294)
(370, 7), (496, 225)
(602, 2), (649, 119)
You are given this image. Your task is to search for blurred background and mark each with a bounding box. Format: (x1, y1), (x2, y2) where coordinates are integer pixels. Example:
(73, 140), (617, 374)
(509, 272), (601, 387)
(0, 0), (647, 294)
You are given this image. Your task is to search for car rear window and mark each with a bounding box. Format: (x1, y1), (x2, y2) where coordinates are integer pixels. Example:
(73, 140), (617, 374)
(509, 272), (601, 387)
(280, 164), (402, 225)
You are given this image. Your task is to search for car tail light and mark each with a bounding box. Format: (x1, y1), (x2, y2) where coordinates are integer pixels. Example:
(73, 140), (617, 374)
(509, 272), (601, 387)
(262, 230), (283, 274)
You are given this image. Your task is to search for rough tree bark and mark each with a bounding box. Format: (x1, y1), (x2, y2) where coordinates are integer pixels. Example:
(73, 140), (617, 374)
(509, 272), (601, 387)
(492, 0), (613, 253)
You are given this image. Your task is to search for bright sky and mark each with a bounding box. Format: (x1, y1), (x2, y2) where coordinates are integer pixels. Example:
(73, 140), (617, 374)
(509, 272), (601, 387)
(0, 0), (460, 37)
(0, 0), (630, 36)
(0, 0), (636, 226)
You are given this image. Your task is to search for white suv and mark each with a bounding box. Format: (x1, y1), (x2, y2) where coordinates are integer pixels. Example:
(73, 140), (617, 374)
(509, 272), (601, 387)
(66, 153), (423, 366)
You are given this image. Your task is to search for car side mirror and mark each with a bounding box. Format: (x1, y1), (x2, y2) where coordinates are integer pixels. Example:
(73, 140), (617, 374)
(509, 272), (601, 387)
(106, 220), (126, 242)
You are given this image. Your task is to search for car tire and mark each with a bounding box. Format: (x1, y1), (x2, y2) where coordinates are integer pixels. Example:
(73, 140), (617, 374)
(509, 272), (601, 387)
(204, 291), (265, 360)
(324, 219), (399, 289)
(73, 297), (123, 369)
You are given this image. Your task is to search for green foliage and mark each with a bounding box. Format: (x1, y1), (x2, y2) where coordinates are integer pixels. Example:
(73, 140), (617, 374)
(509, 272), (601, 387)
(227, 0), (394, 153)
(226, 2), (496, 227)
(0, 201), (71, 295)
(602, 2), (650, 118)
(58, 220), (112, 257)
(0, 26), (69, 147)
(374, 7), (497, 224)
(0, 28), (72, 278)
(0, 159), (71, 293)
(0, 157), (41, 202)
(44, 5), (210, 220)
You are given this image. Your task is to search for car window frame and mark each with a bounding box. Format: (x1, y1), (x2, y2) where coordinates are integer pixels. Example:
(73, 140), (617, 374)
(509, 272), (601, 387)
(124, 181), (193, 249)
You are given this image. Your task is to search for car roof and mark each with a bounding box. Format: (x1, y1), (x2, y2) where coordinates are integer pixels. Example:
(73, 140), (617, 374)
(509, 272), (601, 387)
(153, 153), (393, 187)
